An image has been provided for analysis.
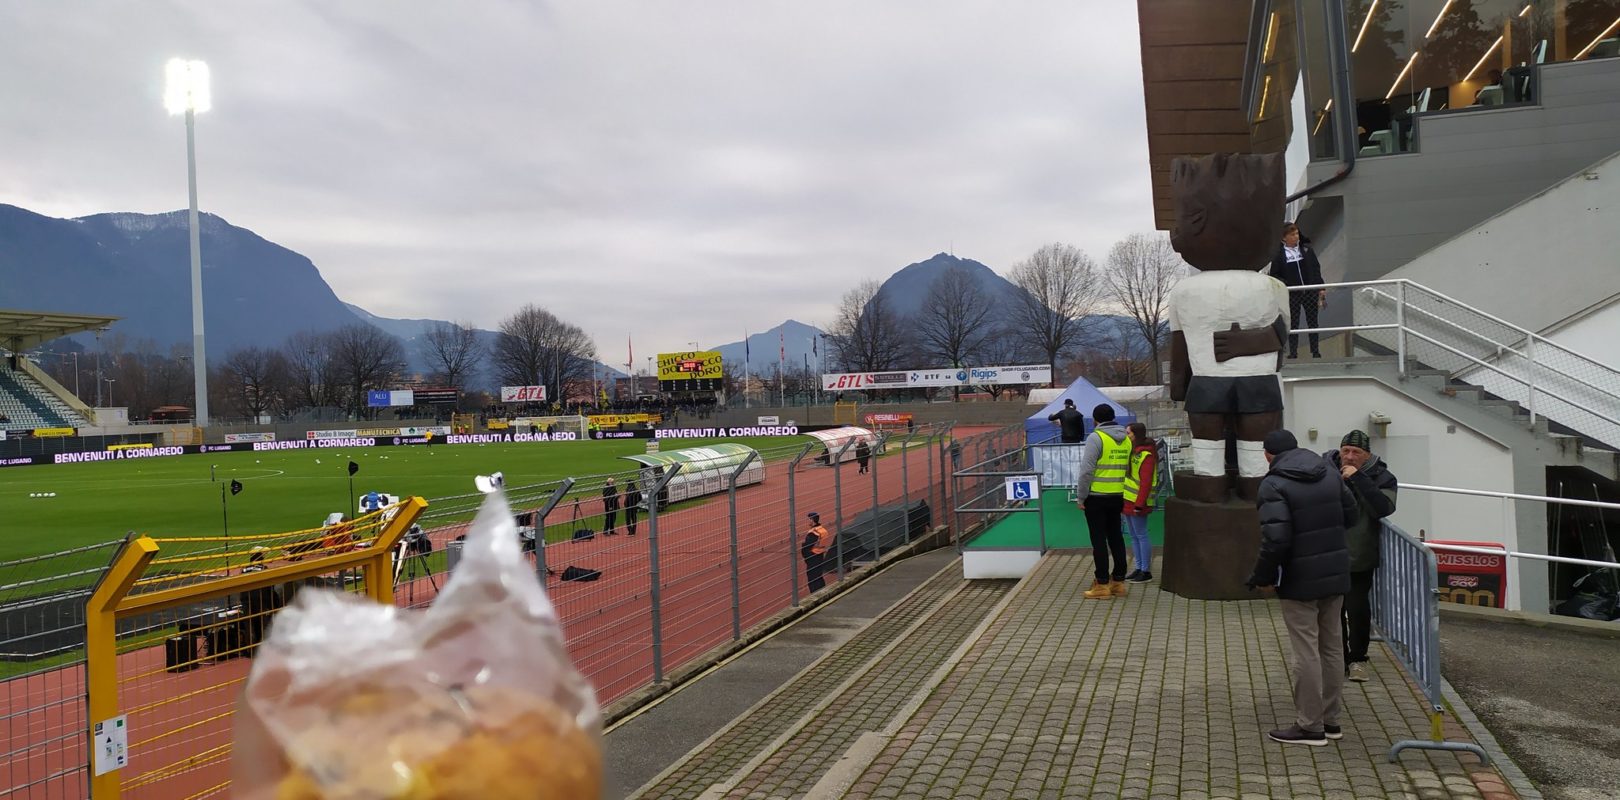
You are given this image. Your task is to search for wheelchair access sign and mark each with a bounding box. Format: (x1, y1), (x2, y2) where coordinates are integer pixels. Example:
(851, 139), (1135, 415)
(1004, 476), (1040, 501)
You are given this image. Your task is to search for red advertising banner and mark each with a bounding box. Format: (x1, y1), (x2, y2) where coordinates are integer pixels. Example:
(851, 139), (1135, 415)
(1430, 540), (1507, 608)
(863, 412), (914, 427)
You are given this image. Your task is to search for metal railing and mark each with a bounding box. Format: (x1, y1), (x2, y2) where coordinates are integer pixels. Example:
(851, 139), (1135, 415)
(0, 423), (969, 799)
(1289, 278), (1620, 449)
(1373, 519), (1492, 764)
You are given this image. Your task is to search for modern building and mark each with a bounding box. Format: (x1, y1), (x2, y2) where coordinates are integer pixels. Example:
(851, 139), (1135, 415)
(1137, 0), (1620, 613)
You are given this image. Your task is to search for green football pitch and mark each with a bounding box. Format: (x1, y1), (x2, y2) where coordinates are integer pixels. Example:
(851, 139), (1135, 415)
(0, 436), (812, 563)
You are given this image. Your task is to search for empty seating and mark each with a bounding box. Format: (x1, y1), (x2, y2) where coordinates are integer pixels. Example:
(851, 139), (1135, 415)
(0, 362), (88, 429)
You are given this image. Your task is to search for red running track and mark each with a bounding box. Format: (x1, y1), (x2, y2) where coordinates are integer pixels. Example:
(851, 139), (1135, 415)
(1, 441), (952, 800)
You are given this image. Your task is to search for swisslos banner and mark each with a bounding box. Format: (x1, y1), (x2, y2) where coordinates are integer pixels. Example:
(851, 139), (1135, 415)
(822, 364), (1052, 390)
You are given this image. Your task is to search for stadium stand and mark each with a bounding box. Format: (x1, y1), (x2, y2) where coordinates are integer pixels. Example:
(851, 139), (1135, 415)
(0, 360), (88, 427)
(0, 308), (119, 428)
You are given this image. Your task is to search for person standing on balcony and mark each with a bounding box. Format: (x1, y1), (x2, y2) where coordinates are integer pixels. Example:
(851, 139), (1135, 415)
(1324, 429), (1398, 683)
(1248, 429), (1358, 746)
(1270, 223), (1326, 359)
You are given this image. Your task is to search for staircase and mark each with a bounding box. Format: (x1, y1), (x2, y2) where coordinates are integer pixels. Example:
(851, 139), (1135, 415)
(1345, 279), (1620, 456)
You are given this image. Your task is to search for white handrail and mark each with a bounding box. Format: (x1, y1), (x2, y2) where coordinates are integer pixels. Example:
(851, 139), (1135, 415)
(1295, 277), (1620, 379)
(1400, 482), (1620, 570)
(1358, 284), (1620, 406)
(1402, 482), (1620, 512)
(1422, 542), (1620, 571)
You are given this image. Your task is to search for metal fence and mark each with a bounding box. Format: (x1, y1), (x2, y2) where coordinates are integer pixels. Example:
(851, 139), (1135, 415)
(0, 424), (972, 799)
(1372, 519), (1491, 764)
(1, 541), (125, 800)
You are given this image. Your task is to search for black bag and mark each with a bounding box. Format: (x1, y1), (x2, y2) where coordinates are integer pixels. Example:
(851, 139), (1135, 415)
(1169, 152), (1286, 270)
(560, 566), (601, 582)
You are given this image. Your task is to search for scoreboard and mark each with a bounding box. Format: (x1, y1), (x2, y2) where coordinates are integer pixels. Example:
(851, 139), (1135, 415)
(657, 350), (724, 392)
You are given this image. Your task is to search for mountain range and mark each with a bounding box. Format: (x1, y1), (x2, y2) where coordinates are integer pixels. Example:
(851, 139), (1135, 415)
(0, 204), (1147, 384)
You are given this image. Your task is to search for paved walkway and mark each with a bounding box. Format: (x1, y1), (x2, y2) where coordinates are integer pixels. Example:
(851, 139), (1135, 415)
(629, 552), (1515, 800)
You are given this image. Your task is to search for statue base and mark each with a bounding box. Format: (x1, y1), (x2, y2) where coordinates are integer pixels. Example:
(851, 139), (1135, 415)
(1160, 495), (1266, 601)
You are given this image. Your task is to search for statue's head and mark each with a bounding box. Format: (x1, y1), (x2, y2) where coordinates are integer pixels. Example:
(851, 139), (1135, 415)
(1169, 152), (1285, 272)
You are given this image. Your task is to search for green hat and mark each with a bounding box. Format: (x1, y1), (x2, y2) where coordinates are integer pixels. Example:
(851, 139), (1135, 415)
(1341, 430), (1372, 452)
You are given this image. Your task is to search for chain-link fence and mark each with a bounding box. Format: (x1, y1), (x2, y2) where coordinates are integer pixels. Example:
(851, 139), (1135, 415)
(383, 425), (957, 707)
(1, 541), (124, 800)
(0, 426), (965, 798)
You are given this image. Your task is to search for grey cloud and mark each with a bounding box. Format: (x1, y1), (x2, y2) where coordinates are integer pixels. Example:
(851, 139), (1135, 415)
(0, 1), (1154, 359)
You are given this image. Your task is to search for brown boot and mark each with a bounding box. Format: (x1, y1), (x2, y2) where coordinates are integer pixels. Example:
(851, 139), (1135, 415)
(1082, 580), (1113, 600)
(1234, 476), (1264, 502)
(1110, 580), (1128, 598)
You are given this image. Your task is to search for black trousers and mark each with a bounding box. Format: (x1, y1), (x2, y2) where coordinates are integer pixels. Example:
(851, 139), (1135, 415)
(804, 551), (827, 592)
(625, 506), (639, 535)
(1084, 494), (1127, 583)
(1343, 569), (1376, 664)
(604, 508), (617, 533)
(1289, 293), (1321, 356)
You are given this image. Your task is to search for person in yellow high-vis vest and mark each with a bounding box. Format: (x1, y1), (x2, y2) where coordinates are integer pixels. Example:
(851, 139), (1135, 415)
(1123, 422), (1160, 584)
(1076, 404), (1132, 599)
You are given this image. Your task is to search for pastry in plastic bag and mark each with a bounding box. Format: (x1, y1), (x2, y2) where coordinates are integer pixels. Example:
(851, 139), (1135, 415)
(233, 486), (601, 799)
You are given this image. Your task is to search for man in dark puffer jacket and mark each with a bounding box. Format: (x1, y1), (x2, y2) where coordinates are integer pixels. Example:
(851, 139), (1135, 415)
(1248, 429), (1357, 746)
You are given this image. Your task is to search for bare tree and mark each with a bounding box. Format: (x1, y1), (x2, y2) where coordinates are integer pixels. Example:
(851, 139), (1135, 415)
(492, 305), (597, 405)
(1007, 243), (1105, 383)
(973, 327), (1041, 399)
(1103, 233), (1187, 384)
(220, 346), (290, 421)
(826, 280), (910, 373)
(282, 331), (343, 412)
(421, 321), (484, 390)
(914, 268), (994, 398)
(328, 324), (408, 416)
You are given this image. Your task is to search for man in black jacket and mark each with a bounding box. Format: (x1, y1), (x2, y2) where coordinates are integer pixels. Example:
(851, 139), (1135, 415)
(1248, 429), (1358, 746)
(1047, 398), (1086, 443)
(601, 478), (620, 535)
(1269, 223), (1326, 359)
(1325, 430), (1398, 682)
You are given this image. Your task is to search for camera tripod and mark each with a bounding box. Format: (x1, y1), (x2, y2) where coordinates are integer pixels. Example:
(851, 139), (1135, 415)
(394, 537), (440, 605)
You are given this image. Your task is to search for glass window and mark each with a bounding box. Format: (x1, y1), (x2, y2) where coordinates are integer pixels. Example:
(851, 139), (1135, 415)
(1299, 0), (1342, 159)
(1332, 0), (1620, 157)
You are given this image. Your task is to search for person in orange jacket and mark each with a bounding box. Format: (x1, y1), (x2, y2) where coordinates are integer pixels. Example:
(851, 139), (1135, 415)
(1123, 422), (1159, 583)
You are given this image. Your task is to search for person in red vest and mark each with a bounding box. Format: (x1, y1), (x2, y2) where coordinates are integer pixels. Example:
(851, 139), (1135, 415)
(1123, 422), (1159, 583)
(801, 512), (834, 591)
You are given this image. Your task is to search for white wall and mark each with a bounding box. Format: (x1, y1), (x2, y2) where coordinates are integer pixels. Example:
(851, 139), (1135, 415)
(1387, 150), (1620, 341)
(1282, 377), (1525, 609)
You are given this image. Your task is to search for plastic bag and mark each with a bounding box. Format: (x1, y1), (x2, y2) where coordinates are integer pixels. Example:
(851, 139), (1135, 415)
(1168, 152), (1286, 271)
(233, 486), (602, 799)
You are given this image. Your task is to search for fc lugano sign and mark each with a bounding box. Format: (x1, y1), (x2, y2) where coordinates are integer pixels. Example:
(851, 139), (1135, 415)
(500, 385), (547, 402)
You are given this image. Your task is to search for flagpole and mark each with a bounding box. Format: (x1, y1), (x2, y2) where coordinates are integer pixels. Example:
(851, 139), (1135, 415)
(743, 331), (750, 409)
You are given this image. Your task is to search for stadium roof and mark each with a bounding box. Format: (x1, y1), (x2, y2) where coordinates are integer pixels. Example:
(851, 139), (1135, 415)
(0, 309), (120, 352)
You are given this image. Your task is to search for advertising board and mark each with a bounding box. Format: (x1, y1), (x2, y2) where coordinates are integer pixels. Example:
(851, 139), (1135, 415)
(1431, 541), (1508, 608)
(500, 385), (547, 403)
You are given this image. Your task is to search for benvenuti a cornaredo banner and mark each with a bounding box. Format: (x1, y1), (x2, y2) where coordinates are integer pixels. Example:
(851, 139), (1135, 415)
(821, 364), (1052, 390)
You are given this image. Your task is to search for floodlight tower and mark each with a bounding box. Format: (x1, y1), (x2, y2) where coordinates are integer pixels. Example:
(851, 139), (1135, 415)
(165, 58), (212, 427)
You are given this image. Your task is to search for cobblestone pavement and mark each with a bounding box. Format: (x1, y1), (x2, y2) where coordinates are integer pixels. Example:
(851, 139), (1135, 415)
(630, 562), (972, 799)
(845, 553), (1505, 800)
(725, 578), (1017, 799)
(636, 552), (1516, 800)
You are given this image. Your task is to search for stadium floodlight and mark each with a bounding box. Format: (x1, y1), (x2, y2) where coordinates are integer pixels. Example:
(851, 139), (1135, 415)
(163, 59), (211, 114)
(165, 58), (212, 427)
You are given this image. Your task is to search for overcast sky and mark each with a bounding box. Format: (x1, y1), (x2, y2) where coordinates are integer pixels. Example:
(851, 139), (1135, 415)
(0, 1), (1157, 362)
